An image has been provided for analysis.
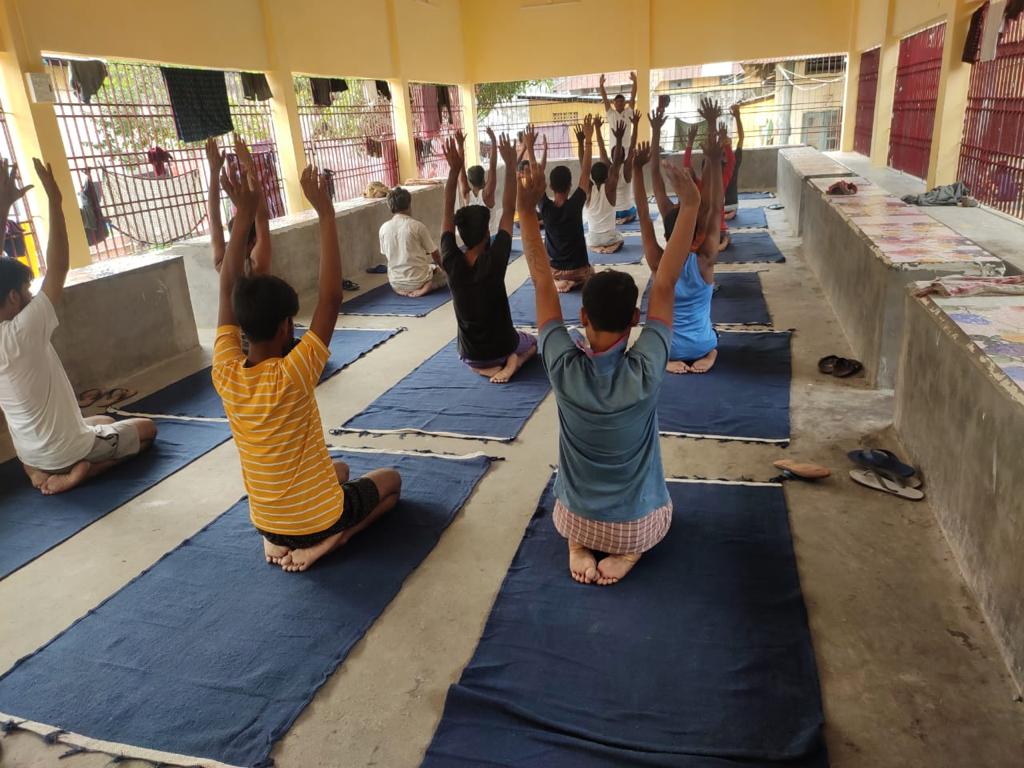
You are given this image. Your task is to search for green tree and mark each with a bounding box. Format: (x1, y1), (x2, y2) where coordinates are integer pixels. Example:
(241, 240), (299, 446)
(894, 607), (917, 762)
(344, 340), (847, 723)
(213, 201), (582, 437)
(475, 80), (553, 119)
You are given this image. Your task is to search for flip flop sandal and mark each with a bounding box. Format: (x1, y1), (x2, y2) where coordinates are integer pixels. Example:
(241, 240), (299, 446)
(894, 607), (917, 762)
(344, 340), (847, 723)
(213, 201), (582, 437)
(849, 469), (925, 501)
(95, 387), (137, 409)
(342, 279), (360, 291)
(848, 448), (918, 482)
(832, 358), (863, 378)
(365, 264), (387, 274)
(77, 388), (104, 408)
(773, 459), (831, 480)
(818, 355), (841, 374)
(766, 203), (785, 210)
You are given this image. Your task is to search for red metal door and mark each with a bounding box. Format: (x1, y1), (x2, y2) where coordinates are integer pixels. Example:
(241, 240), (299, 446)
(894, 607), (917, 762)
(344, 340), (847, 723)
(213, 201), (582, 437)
(958, 11), (1024, 220)
(854, 48), (880, 155)
(889, 23), (946, 178)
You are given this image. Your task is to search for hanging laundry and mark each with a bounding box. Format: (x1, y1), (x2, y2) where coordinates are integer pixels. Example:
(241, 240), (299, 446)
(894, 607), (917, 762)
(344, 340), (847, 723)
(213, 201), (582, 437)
(79, 177), (108, 246)
(161, 67), (234, 143)
(962, 5), (985, 63)
(375, 80), (392, 101)
(310, 77), (349, 107)
(147, 146), (173, 177)
(100, 168), (205, 246)
(240, 72), (273, 102)
(2, 220), (26, 259)
(436, 84), (453, 124)
(69, 59), (108, 104)
(1009, 0), (1024, 20)
(980, 0), (1007, 62)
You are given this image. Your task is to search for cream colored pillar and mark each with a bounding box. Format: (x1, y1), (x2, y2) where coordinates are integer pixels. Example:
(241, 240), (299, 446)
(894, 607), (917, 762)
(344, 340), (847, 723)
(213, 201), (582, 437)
(459, 83), (480, 166)
(840, 51), (862, 152)
(927, 0), (973, 186)
(264, 69), (308, 214)
(0, 0), (91, 267)
(390, 78), (418, 182)
(632, 0), (652, 144)
(869, 0), (900, 168)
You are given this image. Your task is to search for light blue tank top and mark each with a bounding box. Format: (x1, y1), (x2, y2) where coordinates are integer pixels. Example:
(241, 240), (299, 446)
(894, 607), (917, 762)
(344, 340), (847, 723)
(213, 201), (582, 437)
(670, 253), (717, 361)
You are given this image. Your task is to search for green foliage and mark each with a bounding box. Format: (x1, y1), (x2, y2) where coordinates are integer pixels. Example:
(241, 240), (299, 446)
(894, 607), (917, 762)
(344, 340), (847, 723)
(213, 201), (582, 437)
(292, 77), (392, 141)
(475, 80), (553, 119)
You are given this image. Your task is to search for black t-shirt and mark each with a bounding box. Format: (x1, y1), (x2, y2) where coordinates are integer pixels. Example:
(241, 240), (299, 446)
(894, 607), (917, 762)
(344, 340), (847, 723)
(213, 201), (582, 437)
(725, 147), (743, 206)
(441, 230), (520, 362)
(540, 188), (589, 271)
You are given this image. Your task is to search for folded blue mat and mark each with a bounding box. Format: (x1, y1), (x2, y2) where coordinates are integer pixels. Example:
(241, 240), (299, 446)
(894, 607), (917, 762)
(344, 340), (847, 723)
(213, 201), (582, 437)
(739, 190), (774, 200)
(422, 476), (828, 768)
(511, 237), (644, 266)
(658, 331), (791, 443)
(338, 339), (550, 441)
(729, 207), (768, 230)
(0, 450), (493, 767)
(512, 272), (769, 329)
(720, 232), (785, 264)
(340, 282), (452, 317)
(0, 420), (231, 580)
(119, 328), (400, 420)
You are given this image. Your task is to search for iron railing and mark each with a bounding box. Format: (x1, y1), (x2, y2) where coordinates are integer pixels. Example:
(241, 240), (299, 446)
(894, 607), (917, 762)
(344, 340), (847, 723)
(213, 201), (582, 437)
(296, 77), (399, 201)
(44, 58), (286, 261)
(0, 102), (41, 272)
(958, 10), (1024, 220)
(888, 24), (946, 179)
(854, 48), (881, 155)
(409, 83), (463, 179)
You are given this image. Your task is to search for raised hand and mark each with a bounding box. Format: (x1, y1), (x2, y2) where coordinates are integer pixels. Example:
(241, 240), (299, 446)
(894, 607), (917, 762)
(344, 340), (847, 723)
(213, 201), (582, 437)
(688, 122), (699, 144)
(648, 109), (667, 131)
(698, 98), (722, 127)
(730, 103), (741, 119)
(205, 137), (225, 176)
(523, 123), (538, 152)
(516, 154), (547, 212)
(611, 145), (625, 165)
(658, 94), (671, 112)
(582, 113), (594, 140)
(593, 114), (604, 134)
(612, 122), (626, 147)
(664, 161), (700, 210)
(0, 158), (33, 212)
(443, 135), (464, 173)
(629, 110), (641, 131)
(573, 122), (585, 147)
(629, 71), (637, 84)
(497, 132), (517, 167)
(233, 134), (255, 176)
(538, 135), (548, 171)
(485, 126), (497, 151)
(234, 164), (263, 219)
(599, 73), (606, 89)
(633, 141), (651, 169)
(454, 129), (466, 149)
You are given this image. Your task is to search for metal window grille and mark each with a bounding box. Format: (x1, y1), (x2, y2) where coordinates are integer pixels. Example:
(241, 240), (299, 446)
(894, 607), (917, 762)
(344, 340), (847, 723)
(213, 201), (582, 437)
(958, 10), (1024, 220)
(888, 23), (946, 179)
(44, 58), (286, 261)
(653, 58), (847, 153)
(296, 77), (399, 201)
(0, 102), (42, 272)
(409, 83), (463, 179)
(854, 48), (881, 155)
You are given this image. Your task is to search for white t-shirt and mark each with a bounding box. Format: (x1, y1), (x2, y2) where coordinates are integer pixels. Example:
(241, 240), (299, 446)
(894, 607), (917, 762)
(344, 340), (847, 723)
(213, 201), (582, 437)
(585, 184), (617, 235)
(606, 107), (635, 150)
(378, 214), (438, 288)
(615, 167), (635, 213)
(0, 292), (95, 470)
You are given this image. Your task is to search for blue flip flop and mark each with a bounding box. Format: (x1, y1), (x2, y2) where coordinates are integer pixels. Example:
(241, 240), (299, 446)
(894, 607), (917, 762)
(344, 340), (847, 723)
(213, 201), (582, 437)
(847, 448), (916, 479)
(365, 264), (387, 274)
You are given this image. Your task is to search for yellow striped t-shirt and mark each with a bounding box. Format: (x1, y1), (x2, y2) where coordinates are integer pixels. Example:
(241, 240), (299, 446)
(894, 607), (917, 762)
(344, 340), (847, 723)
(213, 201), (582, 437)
(212, 326), (343, 535)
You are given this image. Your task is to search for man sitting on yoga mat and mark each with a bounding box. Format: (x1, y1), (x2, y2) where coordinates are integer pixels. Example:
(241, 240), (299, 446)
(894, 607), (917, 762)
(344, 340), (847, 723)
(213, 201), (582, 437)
(678, 99), (736, 252)
(517, 122), (702, 586)
(212, 150), (401, 572)
(640, 105), (727, 375)
(723, 102), (745, 221)
(206, 137), (270, 276)
(540, 116), (593, 293)
(379, 186), (446, 297)
(455, 127), (499, 236)
(440, 133), (537, 384)
(582, 116), (626, 255)
(0, 160), (157, 495)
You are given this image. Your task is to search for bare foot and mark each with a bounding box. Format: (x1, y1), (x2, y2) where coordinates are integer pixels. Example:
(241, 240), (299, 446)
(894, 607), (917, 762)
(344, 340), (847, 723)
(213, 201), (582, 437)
(554, 280), (575, 293)
(666, 360), (691, 374)
(690, 348), (718, 373)
(569, 542), (598, 584)
(263, 538), (291, 565)
(596, 552), (642, 586)
(281, 532), (345, 573)
(591, 243), (623, 254)
(23, 465), (51, 490)
(40, 461), (90, 495)
(490, 353), (521, 383)
(473, 365), (504, 380)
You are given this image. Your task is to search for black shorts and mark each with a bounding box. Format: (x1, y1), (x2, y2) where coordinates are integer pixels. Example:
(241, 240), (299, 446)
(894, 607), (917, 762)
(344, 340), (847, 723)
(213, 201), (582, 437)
(258, 477), (381, 549)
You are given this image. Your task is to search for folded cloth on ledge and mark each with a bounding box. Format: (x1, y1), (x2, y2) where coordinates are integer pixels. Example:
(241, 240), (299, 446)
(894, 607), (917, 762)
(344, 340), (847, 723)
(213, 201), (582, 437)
(914, 275), (1024, 298)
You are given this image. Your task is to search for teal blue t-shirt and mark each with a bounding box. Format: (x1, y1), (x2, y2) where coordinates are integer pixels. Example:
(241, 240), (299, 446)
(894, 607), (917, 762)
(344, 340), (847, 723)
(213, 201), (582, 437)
(539, 320), (671, 523)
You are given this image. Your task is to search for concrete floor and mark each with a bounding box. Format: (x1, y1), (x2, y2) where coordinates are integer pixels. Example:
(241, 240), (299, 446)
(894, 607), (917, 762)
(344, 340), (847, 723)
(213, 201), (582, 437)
(2, 200), (1024, 767)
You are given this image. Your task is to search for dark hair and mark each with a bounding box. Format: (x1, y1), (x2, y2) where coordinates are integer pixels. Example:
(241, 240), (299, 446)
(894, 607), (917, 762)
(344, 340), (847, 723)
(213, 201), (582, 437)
(232, 274), (299, 342)
(517, 159), (530, 173)
(454, 205), (491, 249)
(590, 161), (608, 188)
(0, 258), (32, 300)
(663, 207), (680, 239)
(227, 216), (258, 251)
(582, 270), (638, 333)
(550, 165), (572, 194)
(613, 93), (626, 103)
(467, 165), (485, 189)
(387, 186), (411, 213)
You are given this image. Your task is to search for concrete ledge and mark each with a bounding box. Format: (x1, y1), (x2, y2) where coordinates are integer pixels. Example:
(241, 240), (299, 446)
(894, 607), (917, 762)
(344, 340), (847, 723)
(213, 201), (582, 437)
(895, 293), (1024, 693)
(51, 254), (200, 392)
(172, 185), (444, 329)
(777, 146), (855, 236)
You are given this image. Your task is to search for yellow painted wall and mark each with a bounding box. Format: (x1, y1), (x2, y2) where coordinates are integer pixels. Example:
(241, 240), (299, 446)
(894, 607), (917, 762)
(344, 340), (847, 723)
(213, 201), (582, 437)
(891, 0), (949, 37)
(527, 100), (602, 125)
(395, 0), (466, 85)
(855, 0), (890, 50)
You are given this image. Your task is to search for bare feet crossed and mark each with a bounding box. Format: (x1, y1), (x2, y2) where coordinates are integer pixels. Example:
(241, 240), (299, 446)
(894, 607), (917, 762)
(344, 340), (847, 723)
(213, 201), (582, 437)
(569, 542), (598, 584)
(596, 552), (641, 586)
(263, 538), (291, 565)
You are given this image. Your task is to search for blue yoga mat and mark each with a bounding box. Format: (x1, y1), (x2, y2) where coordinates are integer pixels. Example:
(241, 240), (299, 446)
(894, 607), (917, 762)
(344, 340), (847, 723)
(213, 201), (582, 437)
(508, 282), (584, 328)
(658, 331), (791, 443)
(637, 272), (771, 327)
(339, 339), (550, 441)
(0, 450), (493, 768)
(511, 237), (644, 267)
(739, 190), (774, 200)
(340, 282), (452, 317)
(729, 207), (768, 230)
(0, 420), (231, 580)
(422, 476), (828, 768)
(120, 328), (401, 420)
(720, 232), (785, 264)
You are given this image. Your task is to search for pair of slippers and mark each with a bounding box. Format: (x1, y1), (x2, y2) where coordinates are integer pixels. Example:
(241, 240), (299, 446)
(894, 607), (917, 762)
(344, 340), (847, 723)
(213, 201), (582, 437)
(819, 355), (863, 378)
(77, 387), (137, 410)
(848, 448), (924, 501)
(827, 180), (858, 196)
